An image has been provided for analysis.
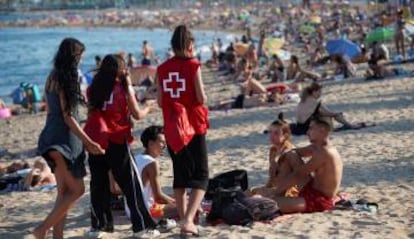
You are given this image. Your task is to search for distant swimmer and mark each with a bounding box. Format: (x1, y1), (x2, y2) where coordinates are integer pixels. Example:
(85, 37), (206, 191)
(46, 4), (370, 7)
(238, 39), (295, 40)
(142, 40), (154, 66)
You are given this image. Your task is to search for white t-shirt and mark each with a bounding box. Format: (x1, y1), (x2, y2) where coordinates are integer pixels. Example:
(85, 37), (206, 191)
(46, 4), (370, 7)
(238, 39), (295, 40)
(135, 153), (156, 209)
(296, 97), (320, 123)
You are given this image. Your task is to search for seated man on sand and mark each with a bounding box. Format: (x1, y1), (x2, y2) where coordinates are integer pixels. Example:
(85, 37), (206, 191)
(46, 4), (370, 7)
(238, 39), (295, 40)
(266, 54), (285, 82)
(273, 117), (343, 213)
(126, 125), (178, 223)
(332, 54), (356, 79)
(248, 115), (303, 198)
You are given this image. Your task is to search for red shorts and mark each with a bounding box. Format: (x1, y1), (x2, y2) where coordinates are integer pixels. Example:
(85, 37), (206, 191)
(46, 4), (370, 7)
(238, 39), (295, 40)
(299, 182), (334, 213)
(149, 202), (165, 218)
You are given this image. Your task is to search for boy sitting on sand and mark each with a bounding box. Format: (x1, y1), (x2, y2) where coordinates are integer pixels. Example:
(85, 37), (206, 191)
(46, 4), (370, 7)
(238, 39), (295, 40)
(273, 117), (343, 213)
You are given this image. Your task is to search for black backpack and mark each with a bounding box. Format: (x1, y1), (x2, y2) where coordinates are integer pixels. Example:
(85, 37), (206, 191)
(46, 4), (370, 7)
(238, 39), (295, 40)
(222, 196), (281, 226)
(206, 186), (246, 223)
(205, 169), (248, 200)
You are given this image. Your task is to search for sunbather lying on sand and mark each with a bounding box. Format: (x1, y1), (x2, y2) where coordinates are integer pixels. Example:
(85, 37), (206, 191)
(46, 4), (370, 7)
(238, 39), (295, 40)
(0, 160), (30, 176)
(23, 159), (56, 190)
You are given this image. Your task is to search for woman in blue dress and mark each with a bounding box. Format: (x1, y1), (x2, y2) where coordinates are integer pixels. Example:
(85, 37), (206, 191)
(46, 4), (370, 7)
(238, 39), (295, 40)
(34, 38), (105, 239)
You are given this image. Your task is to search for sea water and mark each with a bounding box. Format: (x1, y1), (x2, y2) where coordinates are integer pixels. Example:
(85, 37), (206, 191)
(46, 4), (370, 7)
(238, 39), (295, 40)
(0, 27), (234, 102)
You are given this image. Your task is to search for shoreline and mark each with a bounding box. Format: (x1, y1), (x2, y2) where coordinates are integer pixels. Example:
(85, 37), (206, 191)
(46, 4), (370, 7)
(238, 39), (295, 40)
(0, 8), (248, 35)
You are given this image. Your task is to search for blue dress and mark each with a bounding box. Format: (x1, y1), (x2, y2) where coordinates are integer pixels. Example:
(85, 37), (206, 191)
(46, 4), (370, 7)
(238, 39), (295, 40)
(37, 90), (86, 178)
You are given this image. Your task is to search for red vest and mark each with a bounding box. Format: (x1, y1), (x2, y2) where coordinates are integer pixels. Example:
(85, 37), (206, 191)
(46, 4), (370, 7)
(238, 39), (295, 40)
(157, 57), (209, 153)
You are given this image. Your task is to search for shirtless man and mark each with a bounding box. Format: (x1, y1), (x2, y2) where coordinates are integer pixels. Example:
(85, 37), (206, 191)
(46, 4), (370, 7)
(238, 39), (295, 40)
(141, 40), (153, 66)
(273, 117), (343, 213)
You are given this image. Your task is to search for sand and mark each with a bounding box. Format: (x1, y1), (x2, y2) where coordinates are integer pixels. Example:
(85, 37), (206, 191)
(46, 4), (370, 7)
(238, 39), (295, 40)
(0, 73), (413, 238)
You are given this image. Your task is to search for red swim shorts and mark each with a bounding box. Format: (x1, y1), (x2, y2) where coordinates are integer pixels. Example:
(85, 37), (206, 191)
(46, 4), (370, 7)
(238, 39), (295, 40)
(299, 182), (334, 213)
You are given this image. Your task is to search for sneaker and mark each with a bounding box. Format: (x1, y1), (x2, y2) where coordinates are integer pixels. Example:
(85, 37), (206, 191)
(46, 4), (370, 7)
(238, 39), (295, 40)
(133, 229), (161, 238)
(157, 218), (177, 232)
(85, 228), (106, 239)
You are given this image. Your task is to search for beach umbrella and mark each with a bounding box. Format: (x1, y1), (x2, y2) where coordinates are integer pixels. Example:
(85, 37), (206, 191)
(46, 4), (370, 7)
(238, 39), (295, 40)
(365, 27), (395, 44)
(326, 39), (361, 59)
(309, 15), (322, 24)
(298, 24), (315, 34)
(263, 38), (285, 56)
(405, 19), (414, 35)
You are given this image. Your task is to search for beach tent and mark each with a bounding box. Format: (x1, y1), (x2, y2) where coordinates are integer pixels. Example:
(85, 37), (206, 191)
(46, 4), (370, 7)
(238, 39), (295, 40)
(365, 27), (395, 44)
(263, 38), (285, 56)
(326, 39), (361, 59)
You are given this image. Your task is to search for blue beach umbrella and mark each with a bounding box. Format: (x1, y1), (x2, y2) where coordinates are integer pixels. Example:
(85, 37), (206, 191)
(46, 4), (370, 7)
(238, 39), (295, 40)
(326, 39), (361, 59)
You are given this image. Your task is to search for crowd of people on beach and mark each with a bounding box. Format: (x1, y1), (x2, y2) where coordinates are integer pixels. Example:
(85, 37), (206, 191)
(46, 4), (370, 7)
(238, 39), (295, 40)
(3, 0), (411, 238)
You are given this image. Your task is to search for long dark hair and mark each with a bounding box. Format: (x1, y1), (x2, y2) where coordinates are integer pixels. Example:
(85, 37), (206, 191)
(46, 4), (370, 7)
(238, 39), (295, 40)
(50, 38), (85, 113)
(300, 82), (322, 102)
(171, 25), (194, 58)
(88, 54), (126, 110)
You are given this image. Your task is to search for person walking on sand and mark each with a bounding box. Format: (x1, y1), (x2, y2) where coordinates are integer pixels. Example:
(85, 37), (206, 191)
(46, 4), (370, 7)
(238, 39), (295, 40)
(34, 38), (105, 239)
(156, 25), (209, 237)
(86, 54), (160, 238)
(273, 117), (343, 213)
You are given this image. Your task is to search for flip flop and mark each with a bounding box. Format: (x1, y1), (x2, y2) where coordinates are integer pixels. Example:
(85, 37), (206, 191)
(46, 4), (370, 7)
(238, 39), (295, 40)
(180, 227), (206, 239)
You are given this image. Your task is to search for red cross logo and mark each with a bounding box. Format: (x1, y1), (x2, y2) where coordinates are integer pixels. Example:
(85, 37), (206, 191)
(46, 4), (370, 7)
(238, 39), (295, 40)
(163, 72), (186, 98)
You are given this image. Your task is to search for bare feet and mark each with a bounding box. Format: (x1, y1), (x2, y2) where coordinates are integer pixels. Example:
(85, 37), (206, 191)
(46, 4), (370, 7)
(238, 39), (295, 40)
(181, 221), (198, 235)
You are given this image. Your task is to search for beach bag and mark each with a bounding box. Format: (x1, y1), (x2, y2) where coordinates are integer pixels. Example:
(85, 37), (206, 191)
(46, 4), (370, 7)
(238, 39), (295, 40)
(207, 186), (246, 223)
(222, 196), (280, 226)
(240, 196), (280, 221)
(221, 199), (252, 226)
(83, 110), (109, 149)
(205, 169), (248, 200)
(164, 102), (195, 153)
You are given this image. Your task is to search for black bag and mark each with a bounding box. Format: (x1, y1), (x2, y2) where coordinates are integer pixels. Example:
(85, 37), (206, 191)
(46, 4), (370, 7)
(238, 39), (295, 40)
(205, 169), (248, 200)
(240, 196), (280, 221)
(221, 196), (280, 226)
(206, 186), (245, 223)
(222, 199), (252, 226)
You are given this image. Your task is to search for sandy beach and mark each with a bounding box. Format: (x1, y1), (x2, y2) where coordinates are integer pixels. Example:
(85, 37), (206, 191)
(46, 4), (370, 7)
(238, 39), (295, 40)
(0, 68), (413, 238)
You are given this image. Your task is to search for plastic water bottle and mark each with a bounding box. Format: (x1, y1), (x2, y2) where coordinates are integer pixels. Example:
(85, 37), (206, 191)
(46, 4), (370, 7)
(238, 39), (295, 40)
(198, 211), (208, 226)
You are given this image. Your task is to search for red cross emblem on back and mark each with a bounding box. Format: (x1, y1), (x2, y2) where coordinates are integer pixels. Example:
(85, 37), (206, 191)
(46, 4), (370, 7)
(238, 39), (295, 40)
(163, 72), (186, 98)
